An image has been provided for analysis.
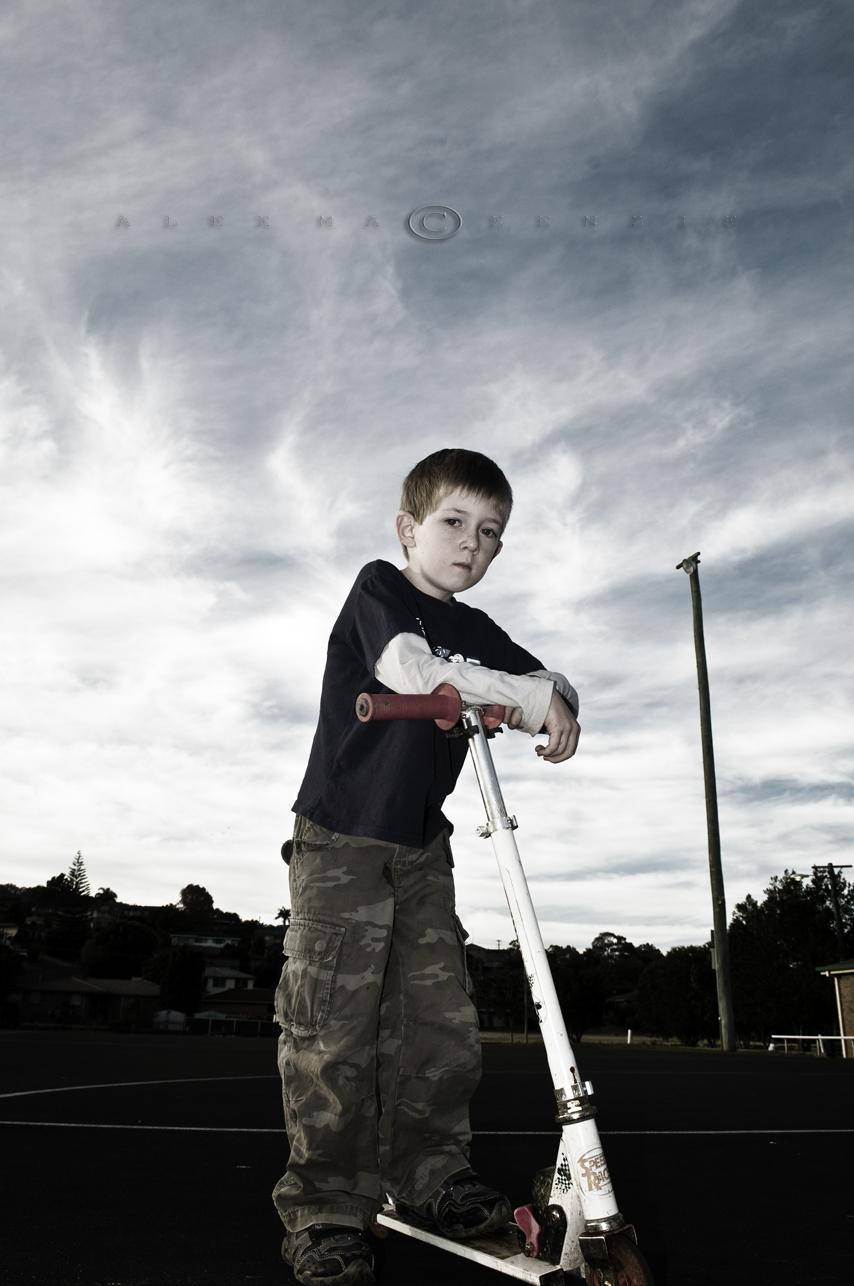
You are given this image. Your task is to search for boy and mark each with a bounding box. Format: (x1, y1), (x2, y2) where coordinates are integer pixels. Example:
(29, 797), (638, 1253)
(273, 449), (580, 1285)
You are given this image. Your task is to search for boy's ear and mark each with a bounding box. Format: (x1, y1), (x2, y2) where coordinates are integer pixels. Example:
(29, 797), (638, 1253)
(396, 510), (417, 548)
(492, 540), (503, 560)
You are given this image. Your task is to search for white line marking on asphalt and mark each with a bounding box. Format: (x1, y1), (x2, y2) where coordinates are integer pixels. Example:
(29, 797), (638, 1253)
(1, 1121), (853, 1135)
(0, 1120), (286, 1132)
(477, 1129), (854, 1136)
(0, 1075), (275, 1101)
(484, 1069), (851, 1077)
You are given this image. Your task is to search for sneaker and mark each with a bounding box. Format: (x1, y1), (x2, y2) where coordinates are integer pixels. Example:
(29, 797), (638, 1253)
(282, 1223), (376, 1285)
(394, 1168), (512, 1240)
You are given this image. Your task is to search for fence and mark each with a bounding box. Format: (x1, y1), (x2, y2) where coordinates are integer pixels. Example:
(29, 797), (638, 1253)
(769, 1033), (854, 1058)
(152, 1014), (278, 1037)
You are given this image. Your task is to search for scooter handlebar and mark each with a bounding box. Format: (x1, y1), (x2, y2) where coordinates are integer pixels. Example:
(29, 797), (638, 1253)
(355, 682), (505, 732)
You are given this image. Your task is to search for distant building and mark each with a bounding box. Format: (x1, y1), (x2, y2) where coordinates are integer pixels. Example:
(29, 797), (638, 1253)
(257, 926), (284, 947)
(0, 923), (19, 945)
(203, 965), (255, 994)
(88, 902), (164, 923)
(16, 974), (160, 1027)
(170, 932), (242, 951)
(818, 959), (854, 1059)
(195, 986), (274, 1021)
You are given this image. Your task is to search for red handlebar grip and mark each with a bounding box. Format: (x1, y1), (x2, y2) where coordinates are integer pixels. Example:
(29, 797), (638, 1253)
(356, 683), (506, 732)
(355, 685), (461, 730)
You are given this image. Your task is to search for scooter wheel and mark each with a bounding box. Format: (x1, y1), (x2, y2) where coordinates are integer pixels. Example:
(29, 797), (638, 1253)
(584, 1233), (654, 1286)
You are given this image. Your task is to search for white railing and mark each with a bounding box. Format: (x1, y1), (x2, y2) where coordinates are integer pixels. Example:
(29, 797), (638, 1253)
(769, 1033), (854, 1058)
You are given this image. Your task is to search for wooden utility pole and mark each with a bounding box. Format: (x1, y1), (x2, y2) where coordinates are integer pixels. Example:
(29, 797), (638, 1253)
(676, 552), (736, 1052)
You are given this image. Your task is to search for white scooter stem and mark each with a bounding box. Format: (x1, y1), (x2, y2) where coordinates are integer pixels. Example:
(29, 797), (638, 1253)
(461, 706), (627, 1266)
(355, 684), (642, 1278)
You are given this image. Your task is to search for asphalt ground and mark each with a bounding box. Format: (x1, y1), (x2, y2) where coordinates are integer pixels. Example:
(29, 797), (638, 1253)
(0, 1030), (851, 1286)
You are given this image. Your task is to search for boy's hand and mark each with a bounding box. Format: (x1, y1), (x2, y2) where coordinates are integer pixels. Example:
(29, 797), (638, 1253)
(535, 690), (580, 763)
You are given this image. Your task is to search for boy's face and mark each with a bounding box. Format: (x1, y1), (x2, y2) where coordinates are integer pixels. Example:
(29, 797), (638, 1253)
(396, 487), (504, 601)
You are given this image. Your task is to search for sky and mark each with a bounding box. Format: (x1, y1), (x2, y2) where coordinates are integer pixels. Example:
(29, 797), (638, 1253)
(1, 0), (852, 951)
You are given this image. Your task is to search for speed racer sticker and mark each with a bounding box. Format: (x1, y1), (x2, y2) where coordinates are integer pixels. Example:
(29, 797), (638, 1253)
(578, 1149), (613, 1195)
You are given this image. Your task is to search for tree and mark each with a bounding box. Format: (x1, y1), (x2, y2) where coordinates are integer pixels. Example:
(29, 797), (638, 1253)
(729, 870), (843, 1043)
(254, 937), (287, 990)
(466, 946), (525, 1029)
(94, 887), (118, 904)
(634, 945), (719, 1045)
(143, 902), (184, 940)
(80, 919), (158, 979)
(45, 872), (79, 906)
(547, 944), (607, 1041)
(589, 931), (629, 961)
(144, 946), (205, 1015)
(588, 932), (662, 996)
(67, 851), (90, 897)
(42, 912), (91, 961)
(0, 943), (23, 1025)
(177, 885), (215, 919)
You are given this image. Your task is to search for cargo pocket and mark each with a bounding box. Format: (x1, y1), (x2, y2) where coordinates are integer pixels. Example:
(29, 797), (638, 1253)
(277, 917), (345, 1037)
(453, 912), (475, 1001)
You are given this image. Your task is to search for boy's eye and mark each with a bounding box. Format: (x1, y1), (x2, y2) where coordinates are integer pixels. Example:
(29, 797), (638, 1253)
(444, 517), (498, 538)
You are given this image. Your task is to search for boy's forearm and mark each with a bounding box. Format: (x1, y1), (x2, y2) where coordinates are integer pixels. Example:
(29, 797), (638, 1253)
(374, 633), (556, 735)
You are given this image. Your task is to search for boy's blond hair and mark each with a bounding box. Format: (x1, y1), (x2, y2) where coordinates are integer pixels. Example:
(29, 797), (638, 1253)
(399, 449), (513, 561)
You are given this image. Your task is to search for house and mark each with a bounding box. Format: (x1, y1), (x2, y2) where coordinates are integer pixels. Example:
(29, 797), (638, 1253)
(16, 974), (160, 1027)
(203, 964), (255, 994)
(818, 959), (854, 1059)
(257, 926), (284, 948)
(170, 931), (242, 951)
(195, 986), (274, 1021)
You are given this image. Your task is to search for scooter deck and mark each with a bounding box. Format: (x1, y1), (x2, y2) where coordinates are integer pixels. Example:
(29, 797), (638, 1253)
(375, 1208), (565, 1283)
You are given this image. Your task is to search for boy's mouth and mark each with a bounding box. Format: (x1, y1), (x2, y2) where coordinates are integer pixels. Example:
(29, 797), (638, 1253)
(453, 562), (472, 571)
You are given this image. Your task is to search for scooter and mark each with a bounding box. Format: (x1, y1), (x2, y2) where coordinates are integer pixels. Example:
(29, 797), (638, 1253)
(355, 683), (654, 1286)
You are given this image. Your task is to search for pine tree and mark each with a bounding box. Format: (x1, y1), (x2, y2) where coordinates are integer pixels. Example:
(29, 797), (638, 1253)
(67, 850), (90, 897)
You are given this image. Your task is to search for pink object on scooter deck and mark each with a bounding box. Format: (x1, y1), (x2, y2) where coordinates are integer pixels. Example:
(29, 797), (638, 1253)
(513, 1205), (542, 1258)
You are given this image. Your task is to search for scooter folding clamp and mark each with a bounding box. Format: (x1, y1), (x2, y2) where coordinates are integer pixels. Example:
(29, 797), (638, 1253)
(584, 1216), (635, 1237)
(446, 716), (504, 741)
(476, 815), (518, 838)
(444, 721), (479, 740)
(554, 1085), (597, 1126)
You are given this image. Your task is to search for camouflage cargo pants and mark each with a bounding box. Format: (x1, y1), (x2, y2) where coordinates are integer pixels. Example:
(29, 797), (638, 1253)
(271, 814), (482, 1233)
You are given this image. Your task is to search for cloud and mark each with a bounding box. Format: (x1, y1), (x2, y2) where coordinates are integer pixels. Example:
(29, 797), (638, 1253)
(1, 0), (852, 950)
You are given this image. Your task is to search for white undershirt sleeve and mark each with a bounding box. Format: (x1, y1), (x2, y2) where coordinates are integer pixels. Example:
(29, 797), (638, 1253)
(374, 632), (576, 736)
(526, 670), (579, 719)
